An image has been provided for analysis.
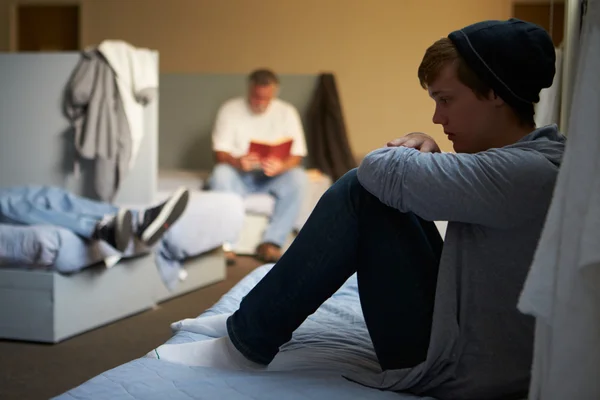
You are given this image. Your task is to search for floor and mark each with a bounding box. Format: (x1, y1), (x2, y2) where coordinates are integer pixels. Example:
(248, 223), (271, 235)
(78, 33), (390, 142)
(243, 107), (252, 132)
(0, 256), (262, 400)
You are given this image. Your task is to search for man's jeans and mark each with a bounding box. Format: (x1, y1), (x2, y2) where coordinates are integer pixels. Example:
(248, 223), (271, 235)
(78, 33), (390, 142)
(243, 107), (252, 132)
(0, 186), (118, 238)
(209, 163), (308, 247)
(227, 168), (443, 370)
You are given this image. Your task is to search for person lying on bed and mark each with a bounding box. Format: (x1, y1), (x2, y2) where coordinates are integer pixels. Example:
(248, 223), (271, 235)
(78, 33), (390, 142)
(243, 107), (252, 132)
(147, 19), (565, 400)
(207, 68), (309, 264)
(0, 185), (190, 252)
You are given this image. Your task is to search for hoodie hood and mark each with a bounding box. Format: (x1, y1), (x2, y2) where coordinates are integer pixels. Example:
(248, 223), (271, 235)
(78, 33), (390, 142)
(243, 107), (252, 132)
(510, 123), (566, 167)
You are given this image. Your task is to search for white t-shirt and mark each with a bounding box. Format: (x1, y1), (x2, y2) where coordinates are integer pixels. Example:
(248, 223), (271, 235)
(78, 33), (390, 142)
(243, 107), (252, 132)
(211, 97), (308, 158)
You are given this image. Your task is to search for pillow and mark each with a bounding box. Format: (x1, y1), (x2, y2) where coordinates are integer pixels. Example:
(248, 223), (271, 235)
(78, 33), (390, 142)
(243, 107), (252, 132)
(0, 224), (60, 267)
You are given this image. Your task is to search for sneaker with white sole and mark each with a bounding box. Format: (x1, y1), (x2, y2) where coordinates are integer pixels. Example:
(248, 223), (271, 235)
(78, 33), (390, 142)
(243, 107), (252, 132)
(94, 209), (133, 252)
(137, 187), (190, 247)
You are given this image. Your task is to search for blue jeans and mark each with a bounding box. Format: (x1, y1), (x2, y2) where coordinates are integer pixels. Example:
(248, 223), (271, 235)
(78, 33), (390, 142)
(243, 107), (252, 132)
(209, 163), (308, 247)
(0, 186), (118, 238)
(227, 169), (443, 369)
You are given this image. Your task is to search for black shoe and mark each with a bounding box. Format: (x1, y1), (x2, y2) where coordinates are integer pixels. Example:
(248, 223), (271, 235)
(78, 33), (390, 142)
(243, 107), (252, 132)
(94, 209), (133, 252)
(137, 187), (190, 247)
(255, 242), (282, 263)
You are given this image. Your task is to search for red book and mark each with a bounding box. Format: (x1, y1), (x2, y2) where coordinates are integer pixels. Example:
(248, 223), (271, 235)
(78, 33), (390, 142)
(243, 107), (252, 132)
(248, 138), (294, 160)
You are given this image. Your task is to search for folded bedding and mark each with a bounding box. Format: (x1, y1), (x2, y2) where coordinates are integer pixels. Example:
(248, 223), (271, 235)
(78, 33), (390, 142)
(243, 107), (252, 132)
(54, 264), (437, 400)
(153, 191), (245, 289)
(0, 223), (116, 272)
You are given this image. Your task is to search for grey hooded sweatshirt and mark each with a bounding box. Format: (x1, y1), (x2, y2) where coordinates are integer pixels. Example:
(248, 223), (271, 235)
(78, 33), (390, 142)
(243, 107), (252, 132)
(354, 125), (566, 400)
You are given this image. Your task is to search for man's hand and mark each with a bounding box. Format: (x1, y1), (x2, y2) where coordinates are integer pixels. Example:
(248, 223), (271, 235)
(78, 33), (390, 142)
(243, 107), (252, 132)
(239, 153), (261, 172)
(387, 132), (441, 153)
(262, 157), (285, 177)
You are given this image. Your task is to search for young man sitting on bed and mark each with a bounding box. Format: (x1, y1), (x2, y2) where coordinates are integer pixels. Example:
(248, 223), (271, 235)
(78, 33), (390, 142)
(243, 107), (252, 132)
(148, 19), (565, 400)
(207, 68), (309, 264)
(0, 185), (190, 252)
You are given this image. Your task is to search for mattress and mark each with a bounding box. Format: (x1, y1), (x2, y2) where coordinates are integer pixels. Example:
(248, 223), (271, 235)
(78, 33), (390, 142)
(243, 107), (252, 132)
(54, 264), (436, 400)
(0, 189), (241, 343)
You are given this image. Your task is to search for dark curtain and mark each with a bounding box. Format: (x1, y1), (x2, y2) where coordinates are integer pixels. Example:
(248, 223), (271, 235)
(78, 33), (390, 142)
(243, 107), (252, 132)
(305, 73), (356, 181)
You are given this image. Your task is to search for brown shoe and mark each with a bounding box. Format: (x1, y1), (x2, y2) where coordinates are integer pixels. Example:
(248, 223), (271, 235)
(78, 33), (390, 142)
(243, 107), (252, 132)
(224, 250), (237, 266)
(256, 242), (282, 263)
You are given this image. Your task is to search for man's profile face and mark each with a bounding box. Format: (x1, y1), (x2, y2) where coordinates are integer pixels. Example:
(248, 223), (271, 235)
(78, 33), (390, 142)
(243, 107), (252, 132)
(248, 83), (277, 114)
(428, 62), (500, 154)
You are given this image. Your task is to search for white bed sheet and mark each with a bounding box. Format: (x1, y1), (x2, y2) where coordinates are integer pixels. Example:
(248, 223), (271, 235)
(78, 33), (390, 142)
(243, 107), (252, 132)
(54, 264), (438, 400)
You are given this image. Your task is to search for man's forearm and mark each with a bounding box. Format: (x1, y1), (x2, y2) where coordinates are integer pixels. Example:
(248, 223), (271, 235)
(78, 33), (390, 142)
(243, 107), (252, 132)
(215, 151), (241, 170)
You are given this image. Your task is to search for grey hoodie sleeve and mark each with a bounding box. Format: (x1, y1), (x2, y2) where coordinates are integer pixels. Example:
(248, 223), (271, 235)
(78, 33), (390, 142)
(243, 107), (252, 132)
(356, 146), (558, 229)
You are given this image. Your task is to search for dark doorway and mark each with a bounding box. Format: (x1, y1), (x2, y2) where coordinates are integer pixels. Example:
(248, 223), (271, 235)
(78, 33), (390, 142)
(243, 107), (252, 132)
(17, 4), (80, 51)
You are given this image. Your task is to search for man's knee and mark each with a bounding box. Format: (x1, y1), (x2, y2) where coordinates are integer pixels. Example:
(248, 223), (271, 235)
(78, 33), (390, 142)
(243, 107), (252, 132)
(333, 168), (361, 191)
(209, 163), (240, 191)
(322, 168), (362, 199)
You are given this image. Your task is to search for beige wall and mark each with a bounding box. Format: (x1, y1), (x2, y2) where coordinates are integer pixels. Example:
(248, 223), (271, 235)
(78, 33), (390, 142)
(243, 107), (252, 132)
(1, 0), (514, 155)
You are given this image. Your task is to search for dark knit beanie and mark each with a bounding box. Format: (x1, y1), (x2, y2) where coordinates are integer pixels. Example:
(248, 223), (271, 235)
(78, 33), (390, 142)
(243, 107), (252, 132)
(448, 18), (556, 108)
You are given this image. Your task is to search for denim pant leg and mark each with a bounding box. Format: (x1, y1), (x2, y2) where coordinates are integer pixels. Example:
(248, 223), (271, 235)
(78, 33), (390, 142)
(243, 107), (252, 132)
(259, 167), (308, 247)
(0, 186), (118, 238)
(227, 168), (443, 368)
